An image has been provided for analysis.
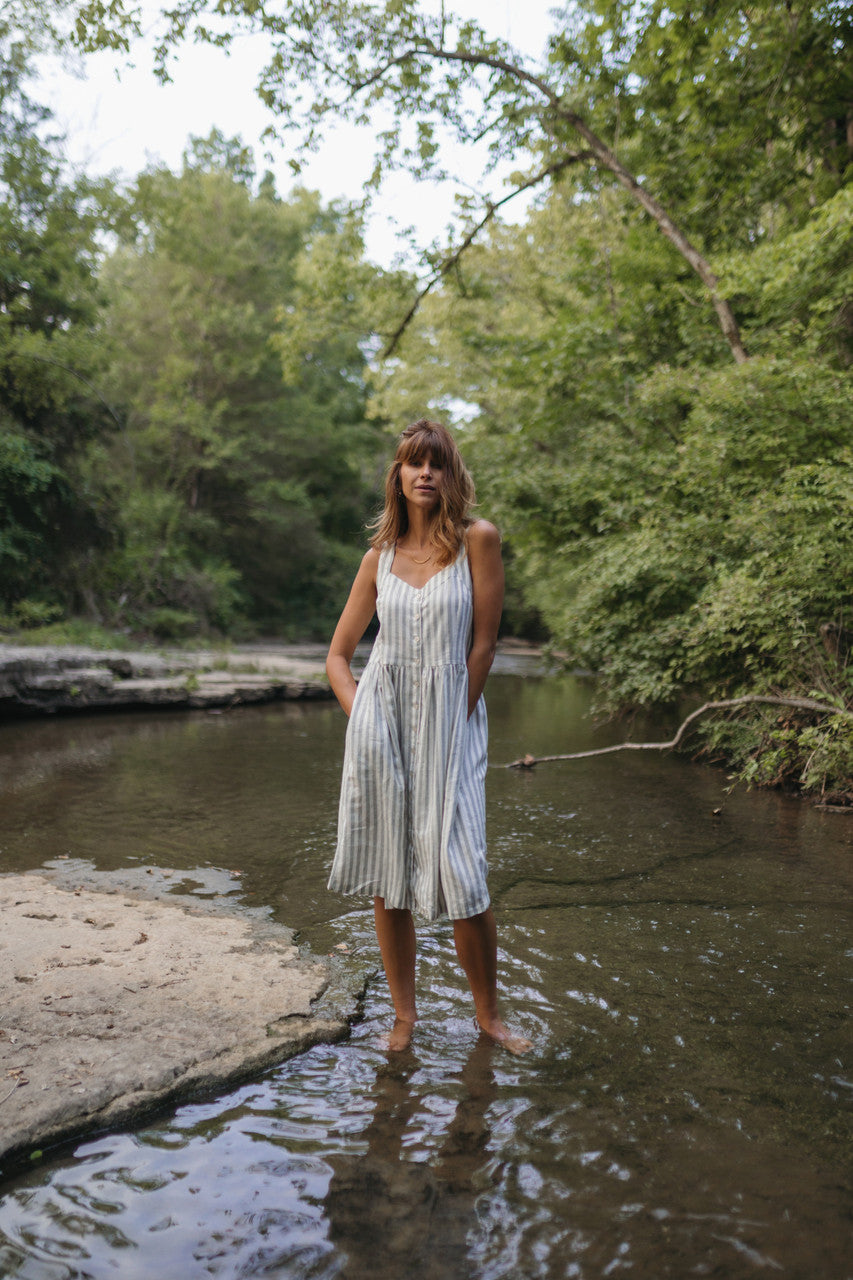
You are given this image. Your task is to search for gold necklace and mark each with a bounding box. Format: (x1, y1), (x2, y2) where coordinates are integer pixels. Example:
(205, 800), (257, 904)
(397, 543), (432, 564)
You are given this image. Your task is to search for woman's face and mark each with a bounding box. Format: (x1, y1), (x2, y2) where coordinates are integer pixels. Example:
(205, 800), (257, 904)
(399, 453), (444, 511)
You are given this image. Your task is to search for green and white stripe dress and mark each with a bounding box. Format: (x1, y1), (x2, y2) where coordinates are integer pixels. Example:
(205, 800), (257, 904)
(328, 542), (490, 921)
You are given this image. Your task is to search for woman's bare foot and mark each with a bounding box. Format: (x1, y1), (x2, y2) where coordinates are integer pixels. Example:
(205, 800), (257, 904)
(475, 1016), (532, 1055)
(379, 1017), (416, 1052)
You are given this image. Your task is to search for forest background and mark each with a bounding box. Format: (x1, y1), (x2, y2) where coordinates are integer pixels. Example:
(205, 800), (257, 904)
(1, 0), (851, 799)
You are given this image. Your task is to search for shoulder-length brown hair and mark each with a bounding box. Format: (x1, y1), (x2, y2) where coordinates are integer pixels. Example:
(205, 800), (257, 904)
(369, 419), (476, 567)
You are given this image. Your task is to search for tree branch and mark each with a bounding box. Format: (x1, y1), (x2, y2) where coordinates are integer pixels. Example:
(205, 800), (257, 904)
(342, 50), (421, 100)
(145, 13), (750, 362)
(414, 41), (749, 363)
(380, 151), (591, 358)
(504, 695), (852, 768)
(419, 42), (564, 109)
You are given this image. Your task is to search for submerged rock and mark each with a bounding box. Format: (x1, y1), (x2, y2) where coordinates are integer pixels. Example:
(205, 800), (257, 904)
(0, 873), (357, 1170)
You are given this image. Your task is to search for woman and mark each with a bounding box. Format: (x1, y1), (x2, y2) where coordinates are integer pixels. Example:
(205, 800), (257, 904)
(326, 419), (530, 1054)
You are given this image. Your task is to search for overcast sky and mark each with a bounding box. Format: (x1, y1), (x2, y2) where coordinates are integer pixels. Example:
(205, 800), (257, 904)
(40, 1), (561, 265)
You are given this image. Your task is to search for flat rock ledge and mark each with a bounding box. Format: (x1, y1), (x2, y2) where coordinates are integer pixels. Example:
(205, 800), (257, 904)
(0, 644), (334, 717)
(0, 874), (353, 1172)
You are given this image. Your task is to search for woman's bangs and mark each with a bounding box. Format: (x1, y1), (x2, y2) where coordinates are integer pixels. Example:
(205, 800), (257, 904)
(397, 428), (453, 471)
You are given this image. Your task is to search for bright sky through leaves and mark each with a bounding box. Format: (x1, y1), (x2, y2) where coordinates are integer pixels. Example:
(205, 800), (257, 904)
(40, 0), (558, 265)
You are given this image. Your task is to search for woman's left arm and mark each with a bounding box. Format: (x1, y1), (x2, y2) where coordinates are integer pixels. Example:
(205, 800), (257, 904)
(466, 520), (505, 717)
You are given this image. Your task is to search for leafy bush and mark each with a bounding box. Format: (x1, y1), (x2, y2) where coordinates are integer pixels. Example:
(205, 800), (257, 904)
(507, 359), (852, 713)
(700, 706), (853, 800)
(7, 600), (64, 629)
(145, 608), (201, 641)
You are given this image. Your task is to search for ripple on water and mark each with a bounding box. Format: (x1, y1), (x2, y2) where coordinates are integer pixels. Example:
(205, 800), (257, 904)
(0, 676), (850, 1278)
(1, 917), (850, 1279)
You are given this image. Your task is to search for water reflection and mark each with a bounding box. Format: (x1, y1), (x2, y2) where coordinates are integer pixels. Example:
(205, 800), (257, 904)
(326, 1039), (497, 1280)
(0, 670), (851, 1277)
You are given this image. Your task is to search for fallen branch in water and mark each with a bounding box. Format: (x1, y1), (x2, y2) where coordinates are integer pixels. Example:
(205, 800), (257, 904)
(505, 694), (851, 768)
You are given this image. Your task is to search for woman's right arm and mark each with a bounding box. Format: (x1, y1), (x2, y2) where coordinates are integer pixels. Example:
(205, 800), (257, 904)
(325, 548), (380, 716)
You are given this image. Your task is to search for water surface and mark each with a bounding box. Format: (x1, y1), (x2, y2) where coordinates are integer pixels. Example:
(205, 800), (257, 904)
(0, 670), (850, 1278)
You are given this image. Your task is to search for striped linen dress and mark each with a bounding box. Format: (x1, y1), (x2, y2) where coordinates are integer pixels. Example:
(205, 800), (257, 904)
(327, 542), (490, 921)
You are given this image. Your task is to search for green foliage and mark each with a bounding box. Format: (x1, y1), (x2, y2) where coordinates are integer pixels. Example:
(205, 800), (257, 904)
(62, 0), (848, 223)
(555, 0), (853, 247)
(58, 0), (852, 364)
(0, 9), (395, 642)
(0, 598), (64, 630)
(701, 707), (853, 799)
(0, 422), (59, 600)
(17, 1), (853, 800)
(721, 187), (853, 364)
(0, 27), (118, 613)
(0, 26), (389, 641)
(374, 173), (851, 798)
(0, 616), (133, 647)
(92, 140), (385, 635)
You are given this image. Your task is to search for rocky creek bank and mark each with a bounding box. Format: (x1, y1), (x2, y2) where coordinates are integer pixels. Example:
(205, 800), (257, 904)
(0, 644), (334, 717)
(0, 868), (364, 1173)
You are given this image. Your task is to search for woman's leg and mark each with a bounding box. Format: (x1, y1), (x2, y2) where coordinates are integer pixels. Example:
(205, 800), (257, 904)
(453, 908), (531, 1054)
(373, 897), (417, 1050)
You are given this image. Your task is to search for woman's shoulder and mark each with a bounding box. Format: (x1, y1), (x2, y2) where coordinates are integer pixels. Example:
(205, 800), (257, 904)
(354, 545), (382, 585)
(465, 519), (501, 552)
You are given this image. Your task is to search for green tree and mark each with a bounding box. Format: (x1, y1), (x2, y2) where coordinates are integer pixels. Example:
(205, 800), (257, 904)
(33, 1), (853, 792)
(373, 174), (852, 795)
(94, 135), (384, 635)
(58, 0), (853, 365)
(0, 24), (118, 616)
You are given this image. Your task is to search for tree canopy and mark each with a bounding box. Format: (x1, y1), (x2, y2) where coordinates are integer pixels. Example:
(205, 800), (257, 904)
(94, 140), (384, 634)
(62, 0), (853, 361)
(3, 0), (851, 797)
(0, 34), (390, 636)
(0, 20), (119, 617)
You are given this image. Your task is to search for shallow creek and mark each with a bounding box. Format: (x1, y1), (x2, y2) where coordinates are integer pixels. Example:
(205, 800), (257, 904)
(0, 664), (850, 1279)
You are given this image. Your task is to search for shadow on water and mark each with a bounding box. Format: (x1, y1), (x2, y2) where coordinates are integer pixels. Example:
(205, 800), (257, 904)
(0, 669), (850, 1277)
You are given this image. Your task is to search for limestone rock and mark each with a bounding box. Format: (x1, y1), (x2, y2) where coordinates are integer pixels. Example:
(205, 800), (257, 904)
(0, 644), (333, 716)
(0, 874), (355, 1169)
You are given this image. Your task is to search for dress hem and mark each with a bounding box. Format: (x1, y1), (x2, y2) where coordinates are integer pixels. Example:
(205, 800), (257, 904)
(326, 878), (491, 924)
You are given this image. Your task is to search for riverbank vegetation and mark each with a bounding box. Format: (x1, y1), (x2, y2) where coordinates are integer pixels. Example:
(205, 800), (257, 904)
(1, 24), (392, 638)
(2, 2), (850, 800)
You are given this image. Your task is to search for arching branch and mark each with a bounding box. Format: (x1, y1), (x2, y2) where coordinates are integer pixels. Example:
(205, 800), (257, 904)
(72, 4), (750, 361)
(504, 696), (851, 768)
(418, 41), (749, 363)
(380, 150), (592, 358)
(334, 33), (748, 363)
